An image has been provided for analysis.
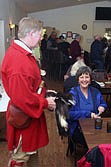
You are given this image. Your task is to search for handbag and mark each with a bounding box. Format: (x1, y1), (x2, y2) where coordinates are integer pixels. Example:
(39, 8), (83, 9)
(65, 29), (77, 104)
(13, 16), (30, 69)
(8, 104), (31, 129)
(8, 80), (46, 129)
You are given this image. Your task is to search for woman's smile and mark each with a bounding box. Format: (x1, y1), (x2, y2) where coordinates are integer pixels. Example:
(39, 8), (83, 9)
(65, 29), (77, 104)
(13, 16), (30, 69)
(78, 73), (90, 88)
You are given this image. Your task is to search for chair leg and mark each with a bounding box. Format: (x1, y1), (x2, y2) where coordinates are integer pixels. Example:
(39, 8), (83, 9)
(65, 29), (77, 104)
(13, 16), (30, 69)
(73, 142), (77, 167)
(66, 136), (77, 166)
(66, 136), (73, 156)
(66, 138), (70, 156)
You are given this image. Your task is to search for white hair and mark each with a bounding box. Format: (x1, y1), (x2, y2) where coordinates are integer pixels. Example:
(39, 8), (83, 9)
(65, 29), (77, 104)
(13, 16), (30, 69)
(70, 59), (86, 76)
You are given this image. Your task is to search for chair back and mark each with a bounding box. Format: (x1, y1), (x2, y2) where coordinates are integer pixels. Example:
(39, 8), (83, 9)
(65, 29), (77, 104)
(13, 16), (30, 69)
(92, 69), (106, 81)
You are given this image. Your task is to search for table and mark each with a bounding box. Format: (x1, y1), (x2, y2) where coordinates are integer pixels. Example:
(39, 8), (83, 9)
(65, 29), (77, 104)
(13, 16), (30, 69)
(79, 118), (111, 149)
(0, 91), (10, 112)
(0, 80), (10, 112)
(100, 81), (111, 95)
(0, 81), (10, 141)
(96, 81), (111, 111)
(95, 81), (111, 94)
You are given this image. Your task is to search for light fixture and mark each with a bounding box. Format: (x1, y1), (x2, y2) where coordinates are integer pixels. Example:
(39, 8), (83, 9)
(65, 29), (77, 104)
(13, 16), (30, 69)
(9, 23), (15, 36)
(9, 23), (15, 29)
(42, 28), (46, 37)
(104, 28), (111, 40)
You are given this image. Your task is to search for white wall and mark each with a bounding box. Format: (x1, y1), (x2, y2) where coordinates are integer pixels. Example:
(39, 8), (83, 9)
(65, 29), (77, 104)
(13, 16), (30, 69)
(29, 1), (111, 52)
(0, 0), (26, 63)
(0, 21), (5, 62)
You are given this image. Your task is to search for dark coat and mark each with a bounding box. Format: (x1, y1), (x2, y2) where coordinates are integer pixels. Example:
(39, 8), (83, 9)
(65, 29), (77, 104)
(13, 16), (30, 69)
(90, 39), (103, 62)
(70, 40), (81, 62)
(77, 144), (111, 167)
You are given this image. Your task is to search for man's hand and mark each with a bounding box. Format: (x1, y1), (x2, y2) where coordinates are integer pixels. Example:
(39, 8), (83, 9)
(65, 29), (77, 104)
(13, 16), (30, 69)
(46, 97), (56, 111)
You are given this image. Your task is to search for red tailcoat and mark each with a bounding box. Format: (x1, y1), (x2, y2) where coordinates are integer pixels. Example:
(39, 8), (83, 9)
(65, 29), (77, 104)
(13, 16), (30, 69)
(1, 41), (49, 152)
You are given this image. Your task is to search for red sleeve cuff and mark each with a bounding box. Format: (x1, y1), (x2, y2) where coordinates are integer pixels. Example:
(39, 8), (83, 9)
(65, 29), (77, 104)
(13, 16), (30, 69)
(43, 98), (48, 109)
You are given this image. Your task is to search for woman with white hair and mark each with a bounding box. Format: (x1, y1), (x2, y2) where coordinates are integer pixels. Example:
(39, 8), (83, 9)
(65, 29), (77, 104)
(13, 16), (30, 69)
(63, 56), (86, 93)
(70, 57), (86, 76)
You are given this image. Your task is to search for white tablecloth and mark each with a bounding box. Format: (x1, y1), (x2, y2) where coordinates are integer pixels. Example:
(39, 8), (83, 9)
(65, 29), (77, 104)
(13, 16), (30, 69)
(0, 81), (10, 112)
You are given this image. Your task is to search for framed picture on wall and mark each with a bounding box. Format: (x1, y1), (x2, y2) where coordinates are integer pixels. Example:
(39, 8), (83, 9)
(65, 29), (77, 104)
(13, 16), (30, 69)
(72, 33), (77, 39)
(61, 33), (67, 39)
(66, 31), (72, 38)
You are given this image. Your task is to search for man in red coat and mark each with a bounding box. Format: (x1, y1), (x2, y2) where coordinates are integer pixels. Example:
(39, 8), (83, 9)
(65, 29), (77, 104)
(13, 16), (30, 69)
(1, 17), (56, 167)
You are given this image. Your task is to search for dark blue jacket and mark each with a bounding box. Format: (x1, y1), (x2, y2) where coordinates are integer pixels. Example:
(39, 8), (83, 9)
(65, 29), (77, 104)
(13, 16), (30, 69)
(69, 86), (107, 136)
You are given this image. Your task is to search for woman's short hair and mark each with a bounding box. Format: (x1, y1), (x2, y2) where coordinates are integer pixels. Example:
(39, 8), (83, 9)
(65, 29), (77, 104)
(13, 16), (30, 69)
(18, 17), (43, 38)
(76, 66), (92, 81)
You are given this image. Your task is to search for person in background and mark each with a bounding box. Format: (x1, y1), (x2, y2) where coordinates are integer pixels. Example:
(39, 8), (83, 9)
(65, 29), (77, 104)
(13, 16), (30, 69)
(40, 33), (48, 70)
(57, 35), (71, 75)
(40, 33), (48, 51)
(101, 37), (108, 51)
(68, 66), (107, 150)
(90, 35), (104, 69)
(105, 39), (111, 73)
(57, 35), (70, 59)
(1, 17), (56, 167)
(70, 33), (82, 63)
(33, 43), (41, 66)
(63, 56), (86, 93)
(47, 31), (58, 50)
(64, 55), (85, 80)
(101, 37), (108, 64)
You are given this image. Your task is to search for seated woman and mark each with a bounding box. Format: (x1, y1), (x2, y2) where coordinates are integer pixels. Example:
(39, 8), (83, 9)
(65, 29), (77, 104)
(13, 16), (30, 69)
(68, 66), (107, 150)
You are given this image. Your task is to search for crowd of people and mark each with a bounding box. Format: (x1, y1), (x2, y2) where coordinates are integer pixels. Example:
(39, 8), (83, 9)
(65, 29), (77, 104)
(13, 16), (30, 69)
(40, 31), (111, 77)
(40, 31), (86, 79)
(1, 16), (110, 167)
(40, 31), (111, 79)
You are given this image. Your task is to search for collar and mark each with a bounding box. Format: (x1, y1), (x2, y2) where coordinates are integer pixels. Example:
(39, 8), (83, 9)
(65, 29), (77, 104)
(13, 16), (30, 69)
(14, 40), (32, 53)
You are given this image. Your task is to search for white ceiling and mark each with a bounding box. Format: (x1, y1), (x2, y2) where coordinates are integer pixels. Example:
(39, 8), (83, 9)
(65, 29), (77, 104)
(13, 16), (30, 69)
(15, 0), (106, 13)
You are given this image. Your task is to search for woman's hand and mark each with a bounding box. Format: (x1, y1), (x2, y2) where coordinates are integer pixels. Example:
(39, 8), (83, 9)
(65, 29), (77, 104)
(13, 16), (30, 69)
(91, 112), (101, 119)
(46, 97), (56, 111)
(98, 106), (105, 116)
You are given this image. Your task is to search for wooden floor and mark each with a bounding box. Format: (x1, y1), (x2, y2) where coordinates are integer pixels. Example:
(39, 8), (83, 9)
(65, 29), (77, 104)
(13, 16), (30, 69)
(37, 110), (74, 167)
(0, 79), (77, 167)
